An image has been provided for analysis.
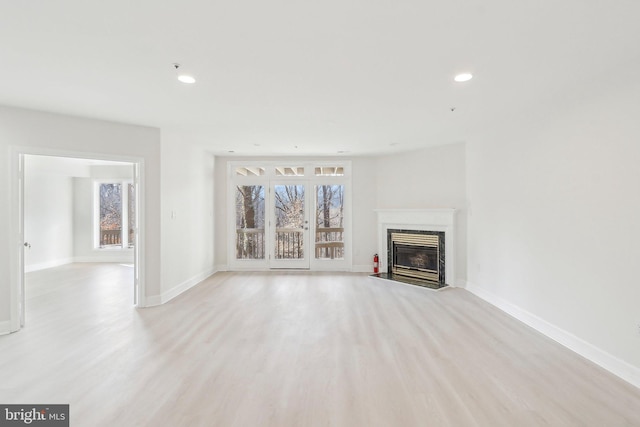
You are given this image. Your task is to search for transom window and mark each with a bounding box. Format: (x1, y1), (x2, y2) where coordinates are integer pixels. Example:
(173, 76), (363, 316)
(314, 166), (344, 176)
(275, 166), (304, 176)
(235, 166), (266, 176)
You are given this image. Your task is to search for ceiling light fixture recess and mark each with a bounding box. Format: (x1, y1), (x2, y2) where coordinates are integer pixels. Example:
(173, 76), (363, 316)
(454, 73), (473, 82)
(173, 63), (196, 84)
(178, 75), (196, 84)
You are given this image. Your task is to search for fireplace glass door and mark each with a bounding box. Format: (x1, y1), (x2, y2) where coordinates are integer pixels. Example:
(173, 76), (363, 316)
(389, 230), (444, 284)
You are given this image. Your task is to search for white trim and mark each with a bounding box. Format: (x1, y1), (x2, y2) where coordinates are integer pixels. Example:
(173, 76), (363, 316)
(0, 321), (11, 336)
(310, 261), (351, 272)
(465, 282), (640, 390)
(214, 264), (229, 272)
(375, 208), (457, 286)
(227, 263), (268, 272)
(73, 256), (134, 263)
(145, 267), (216, 307)
(25, 258), (74, 273)
(133, 160), (145, 307)
(9, 149), (24, 331)
(144, 295), (162, 307)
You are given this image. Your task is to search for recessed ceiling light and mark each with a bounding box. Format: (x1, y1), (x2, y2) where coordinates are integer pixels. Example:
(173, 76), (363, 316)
(178, 75), (196, 84)
(173, 63), (196, 84)
(454, 73), (473, 82)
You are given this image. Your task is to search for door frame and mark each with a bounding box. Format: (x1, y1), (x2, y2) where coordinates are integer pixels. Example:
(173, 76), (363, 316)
(269, 181), (311, 269)
(8, 146), (146, 333)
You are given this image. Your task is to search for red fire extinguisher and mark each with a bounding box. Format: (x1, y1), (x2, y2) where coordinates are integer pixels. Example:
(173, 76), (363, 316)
(373, 254), (379, 274)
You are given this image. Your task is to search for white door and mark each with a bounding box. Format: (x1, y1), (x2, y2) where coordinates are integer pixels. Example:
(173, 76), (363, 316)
(269, 182), (310, 269)
(18, 153), (26, 328)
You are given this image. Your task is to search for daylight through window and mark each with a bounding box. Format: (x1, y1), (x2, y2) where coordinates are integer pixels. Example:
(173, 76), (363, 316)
(98, 182), (135, 249)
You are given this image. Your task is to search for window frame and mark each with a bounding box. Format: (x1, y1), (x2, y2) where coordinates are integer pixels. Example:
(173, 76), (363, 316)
(227, 160), (352, 271)
(94, 179), (134, 250)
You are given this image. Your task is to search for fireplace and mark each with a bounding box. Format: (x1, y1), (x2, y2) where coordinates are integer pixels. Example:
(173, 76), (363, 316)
(387, 229), (445, 287)
(374, 208), (456, 290)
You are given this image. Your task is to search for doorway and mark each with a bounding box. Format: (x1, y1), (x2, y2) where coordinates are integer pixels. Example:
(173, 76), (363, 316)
(270, 182), (310, 269)
(10, 149), (145, 332)
(229, 162), (351, 271)
(233, 181), (311, 269)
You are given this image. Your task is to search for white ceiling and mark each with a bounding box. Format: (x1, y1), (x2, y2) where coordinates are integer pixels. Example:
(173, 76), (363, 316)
(1, 0), (639, 156)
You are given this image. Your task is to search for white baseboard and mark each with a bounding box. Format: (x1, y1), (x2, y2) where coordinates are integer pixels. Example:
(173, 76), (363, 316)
(144, 295), (162, 307)
(465, 282), (640, 390)
(222, 264), (371, 273)
(74, 256), (134, 263)
(0, 320), (11, 336)
(25, 257), (74, 273)
(146, 267), (217, 307)
(352, 264), (373, 273)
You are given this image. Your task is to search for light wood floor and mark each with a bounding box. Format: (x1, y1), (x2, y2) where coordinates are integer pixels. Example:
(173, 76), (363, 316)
(1, 264), (640, 426)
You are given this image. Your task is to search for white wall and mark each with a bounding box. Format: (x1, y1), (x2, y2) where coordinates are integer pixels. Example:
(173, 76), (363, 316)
(466, 68), (640, 383)
(375, 143), (467, 284)
(73, 178), (96, 261)
(350, 157), (378, 270)
(213, 156), (228, 270)
(159, 131), (215, 303)
(0, 105), (161, 331)
(24, 168), (74, 272)
(90, 165), (133, 180)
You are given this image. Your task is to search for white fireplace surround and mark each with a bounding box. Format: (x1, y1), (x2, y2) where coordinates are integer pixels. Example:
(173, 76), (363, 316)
(375, 209), (456, 286)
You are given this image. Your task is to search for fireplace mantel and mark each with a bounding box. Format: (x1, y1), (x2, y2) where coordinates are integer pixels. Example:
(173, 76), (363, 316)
(375, 209), (456, 286)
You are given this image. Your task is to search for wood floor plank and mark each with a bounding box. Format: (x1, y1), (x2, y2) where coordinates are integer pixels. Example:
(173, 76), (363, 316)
(1, 264), (639, 426)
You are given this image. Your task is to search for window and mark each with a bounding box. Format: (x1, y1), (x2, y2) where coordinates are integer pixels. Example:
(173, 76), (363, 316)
(314, 166), (344, 176)
(235, 185), (265, 259)
(315, 184), (344, 259)
(96, 181), (135, 249)
(235, 166), (265, 176)
(275, 166), (304, 176)
(274, 184), (305, 259)
(128, 183), (135, 246)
